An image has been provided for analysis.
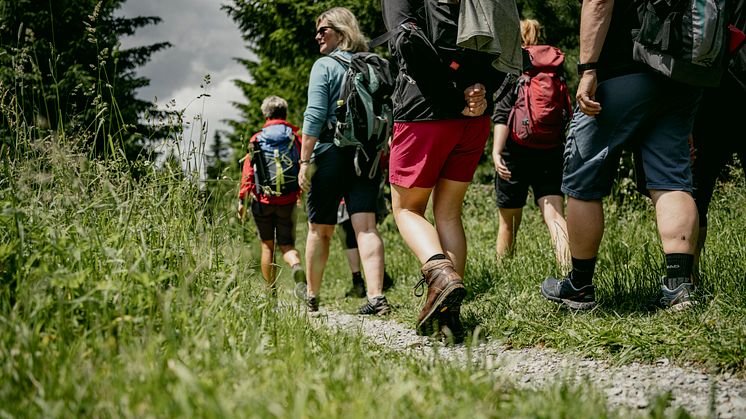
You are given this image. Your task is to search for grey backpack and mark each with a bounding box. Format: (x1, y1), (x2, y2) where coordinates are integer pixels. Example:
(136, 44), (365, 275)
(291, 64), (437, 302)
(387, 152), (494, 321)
(632, 0), (729, 87)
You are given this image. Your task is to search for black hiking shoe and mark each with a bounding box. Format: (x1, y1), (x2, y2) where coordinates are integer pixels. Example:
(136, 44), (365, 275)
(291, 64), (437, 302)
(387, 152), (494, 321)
(357, 295), (391, 316)
(306, 295), (319, 313)
(383, 270), (395, 291)
(660, 278), (695, 311)
(541, 276), (596, 310)
(345, 276), (366, 298)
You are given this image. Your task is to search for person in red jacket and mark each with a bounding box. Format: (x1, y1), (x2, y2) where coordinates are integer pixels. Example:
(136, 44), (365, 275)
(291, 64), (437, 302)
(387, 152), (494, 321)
(238, 96), (305, 296)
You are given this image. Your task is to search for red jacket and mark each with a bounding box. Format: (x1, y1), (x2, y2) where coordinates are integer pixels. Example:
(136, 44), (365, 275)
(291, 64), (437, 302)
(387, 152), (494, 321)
(239, 119), (302, 205)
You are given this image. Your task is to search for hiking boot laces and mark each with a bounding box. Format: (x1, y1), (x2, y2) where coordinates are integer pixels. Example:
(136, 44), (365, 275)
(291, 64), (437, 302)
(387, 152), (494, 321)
(413, 276), (427, 298)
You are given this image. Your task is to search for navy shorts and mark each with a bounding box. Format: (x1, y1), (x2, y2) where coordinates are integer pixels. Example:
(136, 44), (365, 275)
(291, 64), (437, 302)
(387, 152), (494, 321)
(251, 201), (297, 245)
(562, 72), (701, 200)
(307, 145), (381, 225)
(495, 141), (564, 208)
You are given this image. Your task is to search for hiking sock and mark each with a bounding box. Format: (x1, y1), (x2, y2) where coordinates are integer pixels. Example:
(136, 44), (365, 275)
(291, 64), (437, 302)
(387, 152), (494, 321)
(569, 257), (597, 288)
(291, 263), (302, 272)
(665, 253), (693, 289)
(427, 254), (447, 263)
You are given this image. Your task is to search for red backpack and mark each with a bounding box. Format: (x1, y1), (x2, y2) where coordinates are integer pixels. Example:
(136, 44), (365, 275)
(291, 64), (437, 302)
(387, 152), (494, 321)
(508, 45), (573, 149)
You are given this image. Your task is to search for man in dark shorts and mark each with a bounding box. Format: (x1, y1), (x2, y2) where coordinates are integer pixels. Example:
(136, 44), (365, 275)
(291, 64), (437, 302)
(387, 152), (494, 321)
(540, 0), (704, 311)
(238, 96), (305, 296)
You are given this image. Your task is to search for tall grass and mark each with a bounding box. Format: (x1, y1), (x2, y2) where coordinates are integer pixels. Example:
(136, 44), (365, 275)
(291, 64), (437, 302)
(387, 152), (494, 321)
(1, 114), (679, 417)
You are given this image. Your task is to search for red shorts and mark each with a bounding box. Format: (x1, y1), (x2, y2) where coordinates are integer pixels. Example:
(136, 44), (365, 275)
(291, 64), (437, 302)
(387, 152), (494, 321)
(388, 116), (490, 188)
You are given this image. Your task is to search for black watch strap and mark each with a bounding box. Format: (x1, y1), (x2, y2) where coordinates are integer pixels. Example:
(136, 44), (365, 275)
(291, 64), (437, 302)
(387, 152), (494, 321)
(577, 62), (599, 74)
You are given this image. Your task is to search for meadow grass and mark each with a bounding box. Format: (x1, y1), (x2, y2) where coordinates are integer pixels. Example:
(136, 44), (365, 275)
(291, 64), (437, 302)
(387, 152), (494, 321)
(0, 135), (691, 418)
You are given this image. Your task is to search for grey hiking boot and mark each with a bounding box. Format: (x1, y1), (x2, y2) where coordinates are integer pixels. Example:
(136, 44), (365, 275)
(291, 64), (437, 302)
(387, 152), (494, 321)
(358, 295), (391, 316)
(292, 264), (307, 300)
(660, 277), (695, 311)
(541, 276), (596, 310)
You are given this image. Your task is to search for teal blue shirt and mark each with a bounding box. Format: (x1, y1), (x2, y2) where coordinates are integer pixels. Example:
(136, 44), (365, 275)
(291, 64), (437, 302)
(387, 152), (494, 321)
(302, 49), (350, 155)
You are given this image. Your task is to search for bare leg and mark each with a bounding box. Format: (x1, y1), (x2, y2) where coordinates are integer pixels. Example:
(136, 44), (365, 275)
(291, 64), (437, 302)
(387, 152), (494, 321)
(650, 190), (698, 255)
(391, 185), (443, 263)
(351, 212), (385, 297)
(345, 248), (362, 274)
(259, 239), (276, 287)
(431, 179), (471, 276)
(279, 244), (302, 268)
(497, 207), (523, 259)
(566, 197), (604, 259)
(305, 223), (335, 297)
(538, 195), (571, 271)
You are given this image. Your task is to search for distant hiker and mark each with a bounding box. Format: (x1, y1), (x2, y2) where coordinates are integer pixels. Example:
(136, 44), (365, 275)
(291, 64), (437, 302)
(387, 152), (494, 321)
(689, 0), (745, 273)
(491, 19), (571, 270)
(238, 95), (305, 296)
(540, 0), (727, 311)
(337, 175), (395, 298)
(299, 7), (390, 315)
(381, 0), (511, 342)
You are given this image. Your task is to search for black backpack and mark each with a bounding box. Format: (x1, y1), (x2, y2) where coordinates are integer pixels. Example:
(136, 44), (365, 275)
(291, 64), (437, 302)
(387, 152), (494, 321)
(331, 52), (395, 179)
(251, 124), (300, 196)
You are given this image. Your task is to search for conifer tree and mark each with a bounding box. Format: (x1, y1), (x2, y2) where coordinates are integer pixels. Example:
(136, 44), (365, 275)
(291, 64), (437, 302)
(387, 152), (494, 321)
(0, 0), (171, 160)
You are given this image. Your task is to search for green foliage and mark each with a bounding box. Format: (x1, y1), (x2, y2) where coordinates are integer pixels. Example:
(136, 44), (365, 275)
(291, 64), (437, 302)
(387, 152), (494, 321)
(0, 0), (171, 160)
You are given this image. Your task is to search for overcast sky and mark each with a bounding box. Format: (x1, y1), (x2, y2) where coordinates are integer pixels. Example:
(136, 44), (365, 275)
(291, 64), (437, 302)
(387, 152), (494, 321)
(117, 0), (249, 165)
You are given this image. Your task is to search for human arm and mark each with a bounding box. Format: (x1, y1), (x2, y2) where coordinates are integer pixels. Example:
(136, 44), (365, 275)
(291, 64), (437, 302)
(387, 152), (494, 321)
(492, 124), (512, 180)
(576, 0), (614, 116)
(298, 133), (317, 193)
(237, 152), (254, 220)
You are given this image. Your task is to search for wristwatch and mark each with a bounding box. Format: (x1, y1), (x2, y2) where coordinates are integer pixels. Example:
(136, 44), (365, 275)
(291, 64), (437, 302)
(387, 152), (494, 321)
(577, 62), (599, 75)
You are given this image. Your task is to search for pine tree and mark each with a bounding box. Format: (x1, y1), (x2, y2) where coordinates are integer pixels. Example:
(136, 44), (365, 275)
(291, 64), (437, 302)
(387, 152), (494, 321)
(0, 0), (171, 160)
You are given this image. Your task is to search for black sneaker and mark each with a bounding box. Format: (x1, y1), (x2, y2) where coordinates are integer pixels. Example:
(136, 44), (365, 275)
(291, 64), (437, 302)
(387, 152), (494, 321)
(358, 295), (391, 316)
(306, 295), (319, 312)
(660, 278), (695, 311)
(541, 276), (596, 310)
(345, 276), (366, 298)
(383, 270), (395, 291)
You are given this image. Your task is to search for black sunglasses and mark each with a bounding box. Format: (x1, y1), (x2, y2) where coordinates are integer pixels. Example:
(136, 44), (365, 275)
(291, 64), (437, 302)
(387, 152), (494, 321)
(316, 26), (335, 36)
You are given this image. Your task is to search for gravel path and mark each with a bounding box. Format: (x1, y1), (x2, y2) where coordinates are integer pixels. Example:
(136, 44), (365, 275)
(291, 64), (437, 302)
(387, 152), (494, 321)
(308, 309), (746, 418)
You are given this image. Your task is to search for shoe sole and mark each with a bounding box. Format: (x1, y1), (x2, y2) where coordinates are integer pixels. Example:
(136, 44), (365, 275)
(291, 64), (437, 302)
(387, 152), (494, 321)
(541, 287), (596, 310)
(293, 269), (306, 284)
(294, 283), (307, 301)
(416, 283), (466, 336)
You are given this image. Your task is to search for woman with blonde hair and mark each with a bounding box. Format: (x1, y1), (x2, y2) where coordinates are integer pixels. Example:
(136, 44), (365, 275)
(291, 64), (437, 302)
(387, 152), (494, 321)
(491, 18), (571, 270)
(298, 7), (389, 315)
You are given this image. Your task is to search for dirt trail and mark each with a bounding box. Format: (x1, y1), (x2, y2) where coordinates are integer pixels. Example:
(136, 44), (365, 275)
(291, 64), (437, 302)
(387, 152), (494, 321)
(309, 309), (746, 418)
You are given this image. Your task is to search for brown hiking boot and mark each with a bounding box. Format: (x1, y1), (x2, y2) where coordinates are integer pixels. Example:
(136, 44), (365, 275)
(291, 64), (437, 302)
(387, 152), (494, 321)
(415, 259), (466, 336)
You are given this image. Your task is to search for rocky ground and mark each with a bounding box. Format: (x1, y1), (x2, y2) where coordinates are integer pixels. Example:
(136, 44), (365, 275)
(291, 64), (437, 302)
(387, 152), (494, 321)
(308, 308), (746, 418)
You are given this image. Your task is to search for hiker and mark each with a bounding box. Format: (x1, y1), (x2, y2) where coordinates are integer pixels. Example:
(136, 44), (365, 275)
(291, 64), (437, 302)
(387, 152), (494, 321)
(337, 176), (395, 298)
(690, 1), (745, 273)
(238, 95), (305, 295)
(540, 0), (711, 310)
(298, 7), (390, 315)
(381, 0), (510, 340)
(491, 19), (571, 270)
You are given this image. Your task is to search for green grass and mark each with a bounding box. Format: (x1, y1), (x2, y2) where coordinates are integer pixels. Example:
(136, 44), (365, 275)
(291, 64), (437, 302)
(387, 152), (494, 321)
(1, 137), (689, 418)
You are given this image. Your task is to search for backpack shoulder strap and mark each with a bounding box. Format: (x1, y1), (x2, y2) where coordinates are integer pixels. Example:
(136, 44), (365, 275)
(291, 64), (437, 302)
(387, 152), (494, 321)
(328, 53), (351, 69)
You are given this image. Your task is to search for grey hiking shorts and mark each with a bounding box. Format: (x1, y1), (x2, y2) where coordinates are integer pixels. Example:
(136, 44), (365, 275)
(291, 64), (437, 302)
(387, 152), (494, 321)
(561, 72), (702, 200)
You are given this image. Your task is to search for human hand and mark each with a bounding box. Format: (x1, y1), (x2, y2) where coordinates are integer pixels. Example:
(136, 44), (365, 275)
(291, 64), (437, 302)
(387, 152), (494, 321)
(493, 154), (511, 180)
(462, 83), (487, 117)
(299, 162), (315, 193)
(237, 202), (246, 221)
(576, 71), (601, 116)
